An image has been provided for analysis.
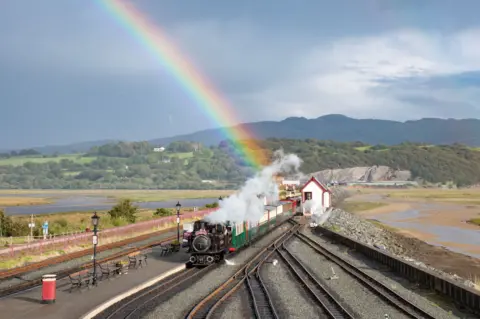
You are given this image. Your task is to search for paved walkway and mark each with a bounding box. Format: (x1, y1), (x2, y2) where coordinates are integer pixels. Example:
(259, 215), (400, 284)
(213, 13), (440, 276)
(1, 247), (189, 319)
(0, 230), (176, 290)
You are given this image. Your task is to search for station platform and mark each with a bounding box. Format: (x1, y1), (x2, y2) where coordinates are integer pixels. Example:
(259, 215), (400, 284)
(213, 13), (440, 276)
(0, 247), (189, 319)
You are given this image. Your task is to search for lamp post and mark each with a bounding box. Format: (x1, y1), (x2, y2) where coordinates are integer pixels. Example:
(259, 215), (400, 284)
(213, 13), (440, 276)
(175, 201), (181, 243)
(91, 212), (100, 286)
(218, 196), (223, 201)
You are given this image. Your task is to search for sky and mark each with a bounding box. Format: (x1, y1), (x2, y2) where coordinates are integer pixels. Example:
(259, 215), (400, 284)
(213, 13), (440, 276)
(2, 0), (480, 149)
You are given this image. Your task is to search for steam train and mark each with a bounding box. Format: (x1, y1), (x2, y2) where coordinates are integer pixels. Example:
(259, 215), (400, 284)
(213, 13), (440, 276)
(187, 200), (296, 266)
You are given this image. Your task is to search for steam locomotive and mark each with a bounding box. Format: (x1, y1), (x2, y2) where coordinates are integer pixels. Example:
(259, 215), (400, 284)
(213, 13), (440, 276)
(187, 200), (296, 267)
(188, 220), (233, 266)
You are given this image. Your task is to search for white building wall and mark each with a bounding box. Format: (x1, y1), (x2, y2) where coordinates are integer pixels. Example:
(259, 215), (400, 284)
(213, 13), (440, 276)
(323, 192), (331, 208)
(302, 182), (324, 203)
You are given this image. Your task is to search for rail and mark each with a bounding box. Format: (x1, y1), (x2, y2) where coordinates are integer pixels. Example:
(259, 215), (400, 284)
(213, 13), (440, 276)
(96, 266), (214, 319)
(0, 233), (177, 298)
(0, 209), (217, 258)
(314, 226), (480, 316)
(277, 240), (355, 318)
(297, 231), (436, 318)
(186, 224), (300, 319)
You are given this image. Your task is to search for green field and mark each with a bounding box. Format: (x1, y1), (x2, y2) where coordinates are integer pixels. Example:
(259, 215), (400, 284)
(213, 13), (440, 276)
(170, 152), (194, 159)
(0, 154), (97, 166)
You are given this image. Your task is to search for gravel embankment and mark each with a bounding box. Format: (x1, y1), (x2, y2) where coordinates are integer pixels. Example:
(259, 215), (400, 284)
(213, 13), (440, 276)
(142, 224), (292, 319)
(0, 230), (176, 290)
(297, 230), (459, 319)
(323, 208), (477, 289)
(259, 252), (320, 319)
(287, 238), (410, 318)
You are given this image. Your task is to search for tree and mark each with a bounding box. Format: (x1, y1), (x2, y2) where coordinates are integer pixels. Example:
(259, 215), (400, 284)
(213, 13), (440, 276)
(108, 199), (138, 223)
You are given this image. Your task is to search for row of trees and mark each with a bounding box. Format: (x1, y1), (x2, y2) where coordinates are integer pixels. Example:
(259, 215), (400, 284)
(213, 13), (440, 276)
(2, 139), (480, 189)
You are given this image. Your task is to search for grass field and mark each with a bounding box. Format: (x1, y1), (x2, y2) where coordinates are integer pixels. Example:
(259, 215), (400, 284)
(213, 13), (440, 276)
(352, 187), (480, 204)
(0, 197), (53, 206)
(339, 201), (387, 212)
(0, 189), (235, 203)
(0, 154), (97, 166)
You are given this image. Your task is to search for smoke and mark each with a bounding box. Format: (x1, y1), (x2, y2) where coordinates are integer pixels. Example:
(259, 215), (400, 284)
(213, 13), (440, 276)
(205, 150), (302, 224)
(304, 198), (333, 225)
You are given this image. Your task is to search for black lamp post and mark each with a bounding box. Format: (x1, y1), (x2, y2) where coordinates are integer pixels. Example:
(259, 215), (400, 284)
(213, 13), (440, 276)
(91, 212), (100, 286)
(175, 202), (181, 243)
(218, 196), (223, 201)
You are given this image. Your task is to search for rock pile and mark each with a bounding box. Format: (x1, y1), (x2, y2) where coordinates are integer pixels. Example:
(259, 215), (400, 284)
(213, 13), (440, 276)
(323, 208), (477, 289)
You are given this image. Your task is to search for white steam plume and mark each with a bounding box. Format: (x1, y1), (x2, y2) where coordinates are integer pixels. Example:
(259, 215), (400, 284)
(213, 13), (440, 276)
(304, 198), (333, 225)
(205, 150), (302, 224)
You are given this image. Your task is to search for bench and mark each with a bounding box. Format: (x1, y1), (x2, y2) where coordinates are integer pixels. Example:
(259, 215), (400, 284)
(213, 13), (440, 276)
(159, 243), (180, 256)
(68, 269), (94, 292)
(98, 261), (121, 280)
(127, 251), (147, 269)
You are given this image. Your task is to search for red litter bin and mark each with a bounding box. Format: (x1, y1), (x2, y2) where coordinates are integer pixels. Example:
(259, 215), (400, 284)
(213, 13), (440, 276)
(41, 274), (56, 304)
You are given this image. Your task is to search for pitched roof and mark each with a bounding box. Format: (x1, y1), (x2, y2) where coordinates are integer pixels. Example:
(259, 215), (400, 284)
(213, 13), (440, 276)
(300, 176), (331, 193)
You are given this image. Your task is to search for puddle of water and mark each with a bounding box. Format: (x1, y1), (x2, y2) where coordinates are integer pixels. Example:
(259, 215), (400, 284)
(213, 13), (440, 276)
(373, 210), (480, 258)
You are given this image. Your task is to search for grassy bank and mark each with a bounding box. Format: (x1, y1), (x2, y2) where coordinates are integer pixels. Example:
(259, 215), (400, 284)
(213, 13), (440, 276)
(0, 216), (203, 270)
(468, 218), (480, 226)
(339, 201), (387, 213)
(3, 205), (205, 241)
(0, 197), (53, 206)
(367, 219), (399, 232)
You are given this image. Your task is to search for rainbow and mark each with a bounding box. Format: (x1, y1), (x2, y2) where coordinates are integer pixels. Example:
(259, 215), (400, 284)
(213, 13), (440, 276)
(97, 0), (268, 169)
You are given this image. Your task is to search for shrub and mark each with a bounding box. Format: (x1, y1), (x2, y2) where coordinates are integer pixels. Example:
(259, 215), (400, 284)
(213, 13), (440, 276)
(154, 208), (172, 217)
(108, 199), (138, 223)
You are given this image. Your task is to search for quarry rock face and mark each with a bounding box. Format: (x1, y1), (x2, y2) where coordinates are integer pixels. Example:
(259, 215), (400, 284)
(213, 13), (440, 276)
(311, 166), (411, 182)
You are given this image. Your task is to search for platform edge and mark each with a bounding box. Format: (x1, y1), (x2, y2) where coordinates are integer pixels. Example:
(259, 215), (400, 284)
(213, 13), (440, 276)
(80, 264), (186, 319)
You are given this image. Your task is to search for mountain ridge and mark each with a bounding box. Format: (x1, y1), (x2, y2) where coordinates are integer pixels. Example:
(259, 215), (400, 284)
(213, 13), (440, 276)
(7, 114), (480, 154)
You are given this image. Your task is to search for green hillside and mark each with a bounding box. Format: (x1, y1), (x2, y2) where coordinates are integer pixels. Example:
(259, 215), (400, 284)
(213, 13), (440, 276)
(1, 139), (480, 189)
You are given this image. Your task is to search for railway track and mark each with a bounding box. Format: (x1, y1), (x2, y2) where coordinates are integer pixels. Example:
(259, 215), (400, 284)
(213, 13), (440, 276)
(295, 231), (437, 319)
(0, 233), (177, 298)
(186, 224), (300, 319)
(277, 241), (355, 318)
(96, 265), (216, 319)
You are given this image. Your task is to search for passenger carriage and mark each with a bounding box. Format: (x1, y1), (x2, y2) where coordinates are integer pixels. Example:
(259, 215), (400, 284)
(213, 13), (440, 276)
(188, 200), (295, 266)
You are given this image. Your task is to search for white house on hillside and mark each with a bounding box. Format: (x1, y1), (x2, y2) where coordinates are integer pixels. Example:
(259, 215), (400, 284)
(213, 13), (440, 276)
(300, 177), (332, 215)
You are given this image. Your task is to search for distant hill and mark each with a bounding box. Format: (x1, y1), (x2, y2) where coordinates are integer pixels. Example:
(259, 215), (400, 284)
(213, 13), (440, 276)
(27, 140), (120, 155)
(150, 114), (480, 147)
(8, 114), (480, 154)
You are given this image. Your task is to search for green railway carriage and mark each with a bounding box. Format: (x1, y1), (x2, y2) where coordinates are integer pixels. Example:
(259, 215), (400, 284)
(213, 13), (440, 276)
(188, 200), (295, 266)
(230, 200), (294, 250)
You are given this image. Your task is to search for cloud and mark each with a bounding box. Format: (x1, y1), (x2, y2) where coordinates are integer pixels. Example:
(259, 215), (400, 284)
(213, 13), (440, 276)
(3, 1), (480, 149)
(187, 26), (480, 121)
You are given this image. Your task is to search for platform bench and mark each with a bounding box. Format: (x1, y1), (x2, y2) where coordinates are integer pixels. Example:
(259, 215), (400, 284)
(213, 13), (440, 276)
(159, 243), (180, 256)
(127, 251), (147, 269)
(68, 269), (93, 292)
(98, 261), (121, 279)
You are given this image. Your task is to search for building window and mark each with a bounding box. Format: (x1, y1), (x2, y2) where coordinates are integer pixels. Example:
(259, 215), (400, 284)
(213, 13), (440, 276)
(304, 192), (312, 201)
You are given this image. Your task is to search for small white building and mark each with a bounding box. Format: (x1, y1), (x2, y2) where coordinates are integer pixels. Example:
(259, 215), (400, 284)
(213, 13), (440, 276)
(300, 177), (332, 214)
